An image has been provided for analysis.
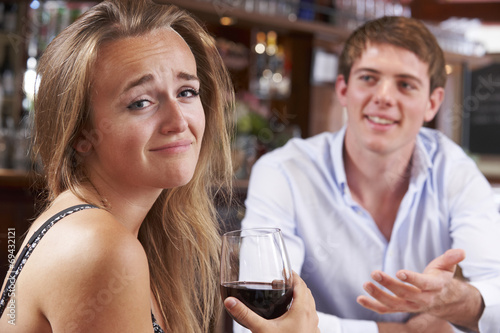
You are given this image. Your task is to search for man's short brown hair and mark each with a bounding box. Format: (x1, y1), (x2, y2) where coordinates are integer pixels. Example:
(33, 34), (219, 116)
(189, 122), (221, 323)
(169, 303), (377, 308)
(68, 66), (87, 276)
(338, 16), (446, 94)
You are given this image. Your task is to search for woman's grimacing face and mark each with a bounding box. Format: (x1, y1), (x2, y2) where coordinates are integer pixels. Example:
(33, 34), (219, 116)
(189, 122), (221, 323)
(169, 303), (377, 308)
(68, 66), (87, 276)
(79, 28), (205, 194)
(337, 42), (444, 158)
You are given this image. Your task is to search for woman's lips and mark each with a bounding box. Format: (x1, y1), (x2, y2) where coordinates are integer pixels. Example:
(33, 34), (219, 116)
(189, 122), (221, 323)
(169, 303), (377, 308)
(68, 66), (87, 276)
(150, 139), (192, 153)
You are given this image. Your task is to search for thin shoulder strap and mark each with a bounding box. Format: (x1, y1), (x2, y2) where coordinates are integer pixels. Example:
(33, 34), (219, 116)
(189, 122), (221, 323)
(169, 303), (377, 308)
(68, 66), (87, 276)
(0, 204), (97, 317)
(12, 204), (98, 274)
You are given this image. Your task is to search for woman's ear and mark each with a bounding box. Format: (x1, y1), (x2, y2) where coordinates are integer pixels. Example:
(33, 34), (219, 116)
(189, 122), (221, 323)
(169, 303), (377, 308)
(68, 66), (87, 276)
(73, 137), (93, 155)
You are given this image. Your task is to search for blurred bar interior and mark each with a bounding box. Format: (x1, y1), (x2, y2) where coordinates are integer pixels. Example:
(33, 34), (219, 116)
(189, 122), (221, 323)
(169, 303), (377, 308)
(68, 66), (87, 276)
(1, 0), (500, 287)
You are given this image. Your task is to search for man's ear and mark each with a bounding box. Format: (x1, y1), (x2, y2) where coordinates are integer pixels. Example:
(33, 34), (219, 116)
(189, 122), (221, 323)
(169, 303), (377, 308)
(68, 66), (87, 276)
(424, 87), (445, 123)
(335, 74), (349, 107)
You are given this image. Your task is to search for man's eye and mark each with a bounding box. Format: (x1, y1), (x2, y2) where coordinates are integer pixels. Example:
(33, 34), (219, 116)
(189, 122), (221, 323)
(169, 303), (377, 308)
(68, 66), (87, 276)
(399, 82), (415, 90)
(360, 75), (374, 82)
(127, 99), (152, 110)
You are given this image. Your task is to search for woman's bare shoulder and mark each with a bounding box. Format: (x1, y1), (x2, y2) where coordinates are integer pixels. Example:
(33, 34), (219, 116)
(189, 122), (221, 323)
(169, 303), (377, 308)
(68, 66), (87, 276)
(24, 206), (153, 331)
(31, 205), (145, 259)
(32, 206), (149, 285)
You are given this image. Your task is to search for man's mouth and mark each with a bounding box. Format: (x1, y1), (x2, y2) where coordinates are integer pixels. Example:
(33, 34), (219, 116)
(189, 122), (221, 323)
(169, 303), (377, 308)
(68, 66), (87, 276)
(366, 116), (396, 125)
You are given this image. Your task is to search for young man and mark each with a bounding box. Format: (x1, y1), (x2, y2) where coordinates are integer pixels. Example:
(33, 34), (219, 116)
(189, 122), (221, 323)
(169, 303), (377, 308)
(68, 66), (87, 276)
(240, 16), (500, 332)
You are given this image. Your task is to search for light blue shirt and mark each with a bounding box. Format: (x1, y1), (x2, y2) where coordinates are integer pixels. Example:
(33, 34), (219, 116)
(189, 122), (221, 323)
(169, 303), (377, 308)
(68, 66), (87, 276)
(240, 126), (500, 333)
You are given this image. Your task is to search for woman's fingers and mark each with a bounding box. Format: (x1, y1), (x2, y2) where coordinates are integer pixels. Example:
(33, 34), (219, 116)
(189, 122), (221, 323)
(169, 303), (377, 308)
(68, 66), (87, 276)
(224, 297), (266, 332)
(224, 272), (320, 333)
(286, 272), (320, 329)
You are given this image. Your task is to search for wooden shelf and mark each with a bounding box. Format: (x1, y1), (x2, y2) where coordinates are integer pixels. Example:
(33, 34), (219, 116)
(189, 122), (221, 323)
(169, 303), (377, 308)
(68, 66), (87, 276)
(156, 0), (351, 40)
(159, 0), (494, 64)
(0, 169), (37, 188)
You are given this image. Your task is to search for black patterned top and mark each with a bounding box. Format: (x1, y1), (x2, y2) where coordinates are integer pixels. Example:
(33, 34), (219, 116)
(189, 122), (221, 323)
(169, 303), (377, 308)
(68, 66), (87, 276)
(0, 204), (165, 333)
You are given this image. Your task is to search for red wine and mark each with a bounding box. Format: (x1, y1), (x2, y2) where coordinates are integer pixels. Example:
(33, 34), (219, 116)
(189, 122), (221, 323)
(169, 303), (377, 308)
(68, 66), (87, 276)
(221, 281), (293, 319)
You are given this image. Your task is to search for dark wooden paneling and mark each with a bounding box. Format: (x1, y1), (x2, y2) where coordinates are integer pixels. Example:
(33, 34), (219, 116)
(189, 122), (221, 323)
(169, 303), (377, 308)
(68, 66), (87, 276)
(0, 184), (37, 283)
(411, 0), (500, 23)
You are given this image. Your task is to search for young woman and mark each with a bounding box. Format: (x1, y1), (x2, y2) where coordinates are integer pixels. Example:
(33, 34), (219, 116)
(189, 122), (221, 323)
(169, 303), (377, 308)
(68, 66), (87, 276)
(0, 0), (319, 332)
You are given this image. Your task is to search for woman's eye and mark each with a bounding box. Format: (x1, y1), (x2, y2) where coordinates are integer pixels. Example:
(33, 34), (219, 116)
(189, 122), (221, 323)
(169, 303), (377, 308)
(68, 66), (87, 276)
(178, 88), (200, 99)
(127, 99), (152, 110)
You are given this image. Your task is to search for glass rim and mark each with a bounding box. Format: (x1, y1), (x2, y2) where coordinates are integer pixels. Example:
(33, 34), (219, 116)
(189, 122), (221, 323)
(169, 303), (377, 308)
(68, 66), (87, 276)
(222, 227), (282, 238)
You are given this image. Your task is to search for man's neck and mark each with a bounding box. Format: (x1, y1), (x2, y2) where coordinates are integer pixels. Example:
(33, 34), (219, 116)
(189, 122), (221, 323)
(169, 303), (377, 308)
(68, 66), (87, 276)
(343, 144), (413, 241)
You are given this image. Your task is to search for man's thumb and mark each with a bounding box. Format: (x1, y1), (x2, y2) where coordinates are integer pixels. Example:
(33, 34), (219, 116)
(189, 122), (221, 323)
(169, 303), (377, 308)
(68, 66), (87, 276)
(441, 249), (466, 270)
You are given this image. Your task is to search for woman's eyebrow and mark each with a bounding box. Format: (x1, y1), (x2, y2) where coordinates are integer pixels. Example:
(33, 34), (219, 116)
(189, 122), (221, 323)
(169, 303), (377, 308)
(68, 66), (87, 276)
(120, 72), (199, 96)
(178, 71), (199, 82)
(121, 74), (154, 95)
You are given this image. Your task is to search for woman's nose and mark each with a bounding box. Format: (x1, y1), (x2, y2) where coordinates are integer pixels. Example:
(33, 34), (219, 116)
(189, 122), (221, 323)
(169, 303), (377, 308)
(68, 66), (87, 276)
(159, 100), (188, 134)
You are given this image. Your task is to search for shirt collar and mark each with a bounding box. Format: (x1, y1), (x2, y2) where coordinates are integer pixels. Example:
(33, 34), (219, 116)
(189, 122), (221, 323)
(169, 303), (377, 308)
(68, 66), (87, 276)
(410, 129), (434, 188)
(331, 125), (348, 195)
(331, 126), (433, 194)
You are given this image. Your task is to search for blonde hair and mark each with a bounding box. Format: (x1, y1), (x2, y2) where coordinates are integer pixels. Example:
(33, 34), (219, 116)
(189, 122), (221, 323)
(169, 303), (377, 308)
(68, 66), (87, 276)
(33, 0), (234, 331)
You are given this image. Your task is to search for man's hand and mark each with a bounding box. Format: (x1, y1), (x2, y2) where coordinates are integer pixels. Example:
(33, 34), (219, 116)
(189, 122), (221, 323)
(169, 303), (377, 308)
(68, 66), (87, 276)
(378, 313), (455, 333)
(357, 249), (484, 332)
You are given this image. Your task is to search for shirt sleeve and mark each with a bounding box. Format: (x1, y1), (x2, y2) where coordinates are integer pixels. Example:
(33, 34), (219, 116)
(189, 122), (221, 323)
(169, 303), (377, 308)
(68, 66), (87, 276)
(445, 155), (500, 331)
(241, 155), (306, 273)
(324, 313), (378, 333)
(234, 310), (379, 333)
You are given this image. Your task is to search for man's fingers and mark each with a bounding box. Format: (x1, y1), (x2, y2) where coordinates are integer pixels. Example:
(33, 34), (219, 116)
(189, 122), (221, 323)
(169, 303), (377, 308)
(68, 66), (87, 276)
(396, 249), (466, 291)
(439, 249), (466, 270)
(373, 270), (422, 294)
(427, 249), (466, 273)
(396, 269), (446, 292)
(359, 281), (421, 313)
(357, 294), (392, 314)
(370, 270), (434, 305)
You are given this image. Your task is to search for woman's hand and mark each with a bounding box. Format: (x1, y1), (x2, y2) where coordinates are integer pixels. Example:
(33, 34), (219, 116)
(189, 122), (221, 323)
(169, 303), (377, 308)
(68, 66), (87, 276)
(223, 271), (320, 333)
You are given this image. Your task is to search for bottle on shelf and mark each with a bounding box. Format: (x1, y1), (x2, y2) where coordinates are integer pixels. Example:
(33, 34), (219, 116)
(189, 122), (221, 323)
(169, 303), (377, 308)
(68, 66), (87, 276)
(0, 4), (5, 31)
(11, 116), (30, 171)
(1, 45), (15, 96)
(0, 74), (4, 149)
(0, 127), (7, 169)
(3, 3), (18, 32)
(250, 30), (290, 100)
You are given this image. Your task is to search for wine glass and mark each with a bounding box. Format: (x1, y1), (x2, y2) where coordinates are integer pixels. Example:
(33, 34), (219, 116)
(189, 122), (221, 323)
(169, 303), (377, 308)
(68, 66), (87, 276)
(220, 228), (294, 320)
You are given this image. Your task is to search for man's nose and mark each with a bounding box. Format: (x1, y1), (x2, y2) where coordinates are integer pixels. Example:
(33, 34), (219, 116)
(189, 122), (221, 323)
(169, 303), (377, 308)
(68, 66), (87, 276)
(373, 79), (396, 107)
